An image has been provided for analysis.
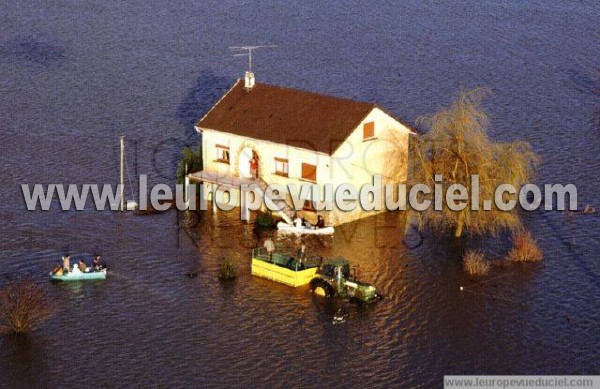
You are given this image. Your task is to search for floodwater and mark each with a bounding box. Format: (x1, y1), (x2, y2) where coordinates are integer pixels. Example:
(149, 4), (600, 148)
(1, 1), (599, 387)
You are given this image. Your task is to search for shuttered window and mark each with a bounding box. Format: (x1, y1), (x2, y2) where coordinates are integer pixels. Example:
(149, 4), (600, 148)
(301, 163), (317, 182)
(215, 145), (230, 164)
(363, 121), (375, 140)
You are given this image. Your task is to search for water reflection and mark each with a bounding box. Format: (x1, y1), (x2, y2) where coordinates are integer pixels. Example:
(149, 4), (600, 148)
(1, 334), (47, 387)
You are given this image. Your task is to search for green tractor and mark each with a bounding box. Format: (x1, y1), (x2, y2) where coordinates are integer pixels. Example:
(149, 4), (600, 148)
(309, 258), (381, 303)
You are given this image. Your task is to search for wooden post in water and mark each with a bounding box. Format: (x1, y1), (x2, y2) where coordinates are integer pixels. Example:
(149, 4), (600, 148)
(184, 163), (190, 210)
(120, 136), (125, 212)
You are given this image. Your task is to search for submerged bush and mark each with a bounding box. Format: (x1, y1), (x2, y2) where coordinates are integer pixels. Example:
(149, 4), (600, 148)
(218, 257), (238, 281)
(254, 211), (276, 229)
(463, 250), (490, 277)
(506, 231), (543, 262)
(0, 278), (55, 334)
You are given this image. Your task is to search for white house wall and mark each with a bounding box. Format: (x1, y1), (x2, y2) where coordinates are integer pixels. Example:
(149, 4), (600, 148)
(328, 108), (411, 225)
(195, 107), (411, 226)
(331, 107), (411, 186)
(199, 128), (332, 189)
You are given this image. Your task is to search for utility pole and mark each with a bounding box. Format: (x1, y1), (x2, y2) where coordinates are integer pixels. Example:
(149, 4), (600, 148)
(120, 136), (125, 212)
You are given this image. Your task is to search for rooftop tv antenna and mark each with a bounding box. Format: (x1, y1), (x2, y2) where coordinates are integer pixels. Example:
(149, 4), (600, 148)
(229, 45), (278, 72)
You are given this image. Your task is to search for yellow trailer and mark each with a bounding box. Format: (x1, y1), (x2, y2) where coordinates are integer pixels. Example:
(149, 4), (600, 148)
(251, 248), (319, 287)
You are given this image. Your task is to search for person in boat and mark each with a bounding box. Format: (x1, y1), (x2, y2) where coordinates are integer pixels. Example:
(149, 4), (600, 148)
(302, 217), (312, 229)
(286, 209), (294, 220)
(62, 255), (71, 273)
(78, 259), (87, 272)
(263, 237), (275, 262)
(92, 255), (102, 271)
(52, 264), (63, 276)
(71, 263), (81, 274)
(294, 215), (303, 228)
(316, 215), (325, 229)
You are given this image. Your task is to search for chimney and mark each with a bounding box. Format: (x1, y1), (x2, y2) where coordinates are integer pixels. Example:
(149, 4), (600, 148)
(244, 71), (255, 89)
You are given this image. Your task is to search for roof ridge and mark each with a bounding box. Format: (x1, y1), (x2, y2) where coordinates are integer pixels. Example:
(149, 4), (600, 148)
(253, 82), (376, 108)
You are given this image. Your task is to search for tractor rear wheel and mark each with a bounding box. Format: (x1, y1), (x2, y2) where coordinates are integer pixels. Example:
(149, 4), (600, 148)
(310, 279), (333, 298)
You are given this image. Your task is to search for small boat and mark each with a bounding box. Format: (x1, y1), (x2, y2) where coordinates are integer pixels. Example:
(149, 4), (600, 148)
(277, 222), (334, 235)
(251, 247), (319, 287)
(50, 269), (106, 281)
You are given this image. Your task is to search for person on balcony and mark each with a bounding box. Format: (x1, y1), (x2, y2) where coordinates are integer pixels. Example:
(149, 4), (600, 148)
(250, 157), (258, 178)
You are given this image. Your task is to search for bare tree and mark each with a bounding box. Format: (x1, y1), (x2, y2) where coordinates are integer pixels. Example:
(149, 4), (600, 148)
(410, 88), (539, 237)
(0, 278), (55, 334)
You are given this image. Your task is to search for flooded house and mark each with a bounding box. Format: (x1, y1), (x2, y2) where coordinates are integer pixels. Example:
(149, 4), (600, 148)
(189, 71), (414, 226)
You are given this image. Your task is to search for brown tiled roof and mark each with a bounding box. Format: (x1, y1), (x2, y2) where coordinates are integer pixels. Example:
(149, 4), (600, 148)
(196, 80), (377, 154)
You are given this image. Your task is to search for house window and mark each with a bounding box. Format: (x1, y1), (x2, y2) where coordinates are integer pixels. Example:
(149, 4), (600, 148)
(215, 145), (230, 164)
(303, 200), (316, 212)
(301, 163), (317, 182)
(363, 121), (375, 140)
(274, 158), (289, 177)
